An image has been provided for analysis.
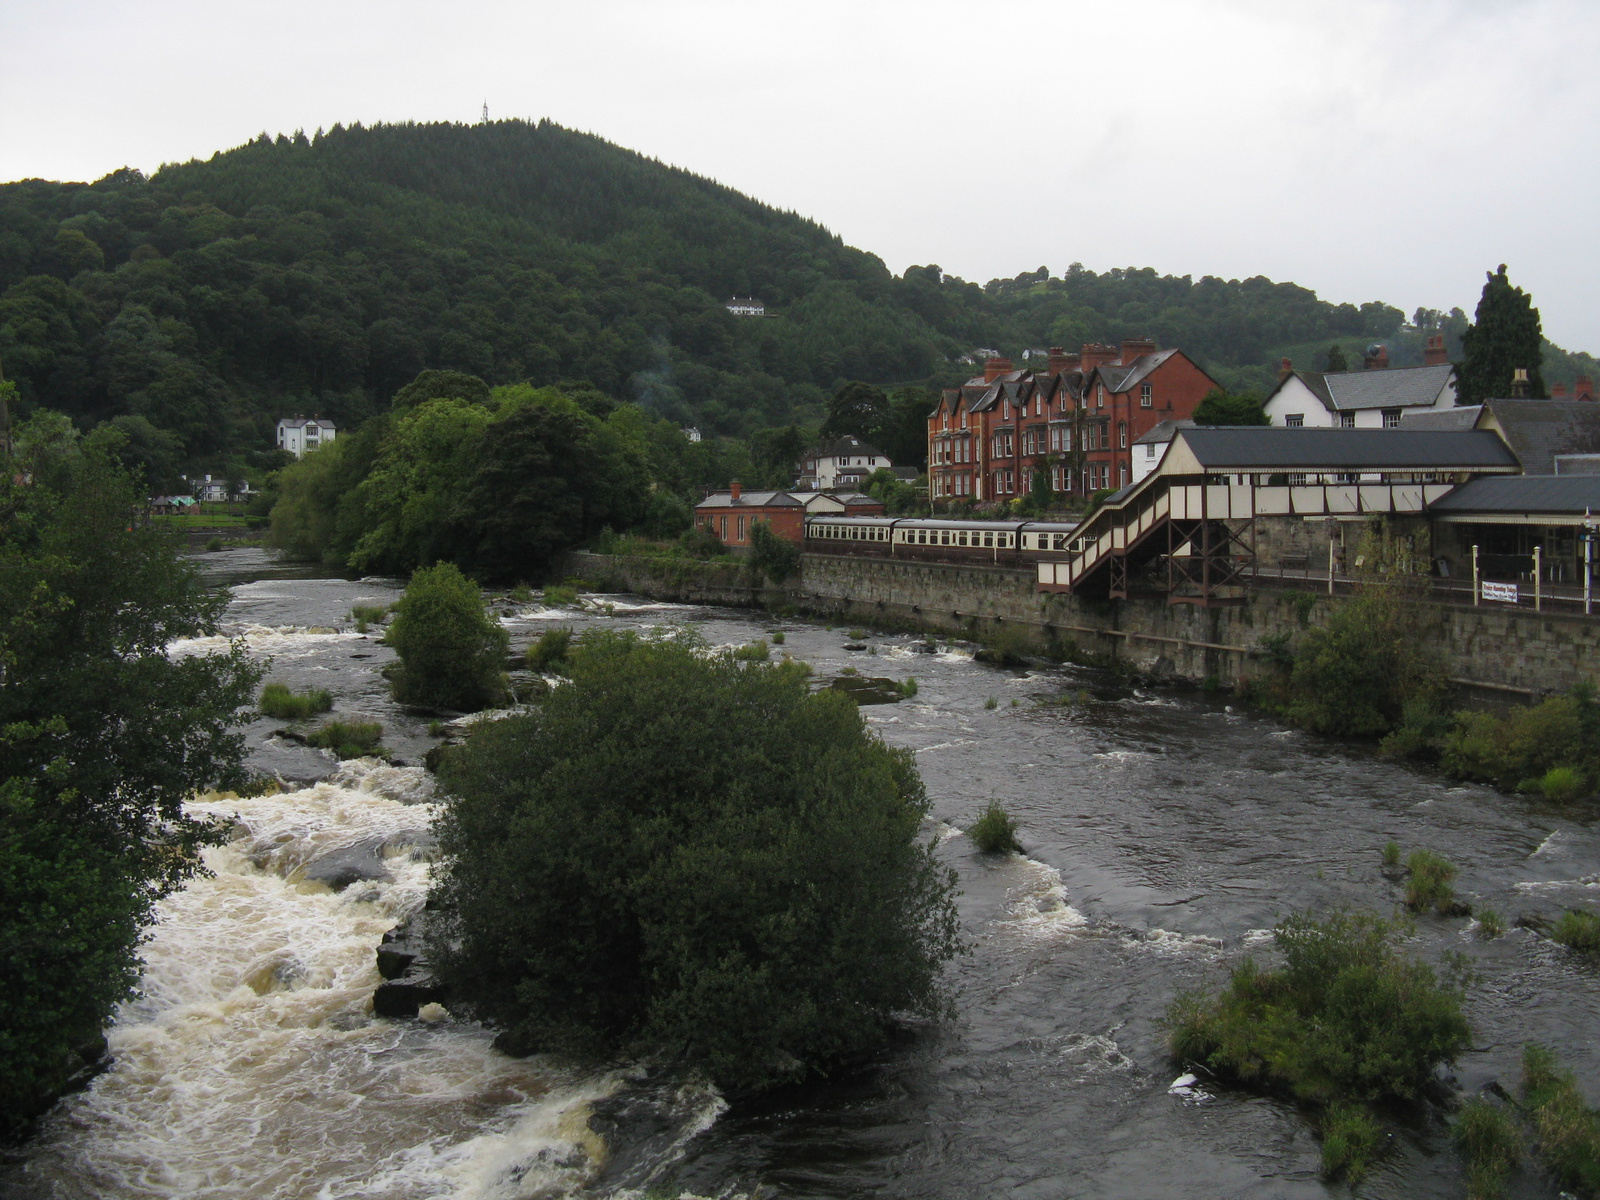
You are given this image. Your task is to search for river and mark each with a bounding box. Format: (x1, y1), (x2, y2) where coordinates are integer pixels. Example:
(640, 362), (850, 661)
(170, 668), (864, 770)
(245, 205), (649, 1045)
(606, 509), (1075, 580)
(5, 547), (1598, 1199)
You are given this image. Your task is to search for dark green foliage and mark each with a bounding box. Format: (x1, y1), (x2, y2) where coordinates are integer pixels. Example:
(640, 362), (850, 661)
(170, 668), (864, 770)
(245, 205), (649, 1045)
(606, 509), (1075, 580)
(1324, 344), (1348, 373)
(428, 629), (959, 1089)
(732, 638), (770, 661)
(386, 562), (509, 711)
(350, 603), (389, 633)
(1281, 534), (1445, 737)
(1320, 1102), (1383, 1182)
(305, 719), (384, 760)
(1521, 1043), (1600, 1196)
(526, 627), (574, 674)
(0, 442), (259, 1136)
(391, 369), (492, 411)
(1455, 1096), (1521, 1200)
(748, 519), (800, 584)
(1167, 909), (1471, 1108)
(862, 466), (921, 514)
(259, 682), (333, 719)
(1439, 689), (1596, 791)
(1192, 387), (1270, 426)
(1403, 849), (1458, 913)
(969, 801), (1021, 853)
(1382, 840), (1401, 867)
(1476, 908), (1505, 940)
(1460, 265), (1547, 403)
(679, 525), (726, 559)
(1551, 909), (1600, 953)
(822, 381), (889, 440)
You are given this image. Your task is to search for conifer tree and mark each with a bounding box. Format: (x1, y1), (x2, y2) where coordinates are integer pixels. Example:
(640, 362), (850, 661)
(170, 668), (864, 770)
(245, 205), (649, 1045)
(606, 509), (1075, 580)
(1324, 344), (1348, 373)
(1459, 265), (1546, 402)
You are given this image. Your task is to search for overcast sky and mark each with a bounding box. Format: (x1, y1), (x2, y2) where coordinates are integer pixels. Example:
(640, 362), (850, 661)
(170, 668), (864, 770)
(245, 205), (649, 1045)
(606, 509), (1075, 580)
(3, 0), (1596, 350)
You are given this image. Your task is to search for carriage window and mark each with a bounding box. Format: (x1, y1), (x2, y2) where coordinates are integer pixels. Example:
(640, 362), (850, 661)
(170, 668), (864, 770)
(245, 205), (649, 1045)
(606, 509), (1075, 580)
(956, 531), (967, 546)
(999, 535), (1010, 548)
(983, 532), (993, 547)
(940, 530), (950, 545)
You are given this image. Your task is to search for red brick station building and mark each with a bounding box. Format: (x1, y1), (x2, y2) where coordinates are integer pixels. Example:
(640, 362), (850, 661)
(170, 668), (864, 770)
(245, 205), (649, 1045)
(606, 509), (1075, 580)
(929, 340), (1218, 501)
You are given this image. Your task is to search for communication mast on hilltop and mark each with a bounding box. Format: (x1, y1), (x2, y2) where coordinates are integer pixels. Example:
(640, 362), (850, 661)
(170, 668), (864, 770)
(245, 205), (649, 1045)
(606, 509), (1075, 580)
(481, 102), (489, 124)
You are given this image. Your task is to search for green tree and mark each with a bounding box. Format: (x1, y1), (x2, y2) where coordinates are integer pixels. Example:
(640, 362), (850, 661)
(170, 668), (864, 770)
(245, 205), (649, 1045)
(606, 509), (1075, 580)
(1323, 344), (1348, 373)
(429, 629), (959, 1089)
(390, 368), (492, 411)
(1459, 265), (1547, 403)
(1, 435), (259, 1135)
(1193, 388), (1270, 426)
(821, 380), (889, 440)
(748, 518), (800, 583)
(386, 561), (509, 711)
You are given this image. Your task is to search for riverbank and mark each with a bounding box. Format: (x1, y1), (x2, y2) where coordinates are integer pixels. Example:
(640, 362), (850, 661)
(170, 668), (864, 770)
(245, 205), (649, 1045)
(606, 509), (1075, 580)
(567, 550), (1600, 698)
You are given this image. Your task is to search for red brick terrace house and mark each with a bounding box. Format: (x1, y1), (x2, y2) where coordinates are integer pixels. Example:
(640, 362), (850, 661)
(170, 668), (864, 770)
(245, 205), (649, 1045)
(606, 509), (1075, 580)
(928, 340), (1218, 502)
(693, 482), (806, 547)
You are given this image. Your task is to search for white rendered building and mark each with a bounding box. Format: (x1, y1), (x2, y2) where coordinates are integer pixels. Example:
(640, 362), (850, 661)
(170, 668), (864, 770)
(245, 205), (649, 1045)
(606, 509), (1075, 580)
(276, 417), (337, 458)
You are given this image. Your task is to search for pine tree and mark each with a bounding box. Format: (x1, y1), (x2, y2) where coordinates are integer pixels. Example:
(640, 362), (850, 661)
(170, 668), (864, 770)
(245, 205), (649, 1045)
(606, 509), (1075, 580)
(1324, 344), (1348, 373)
(1459, 265), (1546, 403)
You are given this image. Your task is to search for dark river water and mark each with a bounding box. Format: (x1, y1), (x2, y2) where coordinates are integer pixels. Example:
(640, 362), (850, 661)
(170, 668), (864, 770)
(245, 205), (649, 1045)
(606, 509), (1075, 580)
(6, 547), (1599, 1200)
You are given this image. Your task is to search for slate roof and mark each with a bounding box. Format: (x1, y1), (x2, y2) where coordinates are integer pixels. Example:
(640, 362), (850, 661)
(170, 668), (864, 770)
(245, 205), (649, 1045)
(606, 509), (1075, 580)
(1174, 428), (1519, 470)
(1133, 418), (1195, 446)
(1093, 349), (1181, 393)
(695, 490), (804, 509)
(1428, 474), (1600, 515)
(1401, 406), (1482, 430)
(1268, 364), (1455, 413)
(1480, 400), (1600, 475)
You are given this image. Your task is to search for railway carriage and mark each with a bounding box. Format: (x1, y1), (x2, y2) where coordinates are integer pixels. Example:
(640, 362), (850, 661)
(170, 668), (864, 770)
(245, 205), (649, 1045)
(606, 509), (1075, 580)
(804, 516), (1080, 567)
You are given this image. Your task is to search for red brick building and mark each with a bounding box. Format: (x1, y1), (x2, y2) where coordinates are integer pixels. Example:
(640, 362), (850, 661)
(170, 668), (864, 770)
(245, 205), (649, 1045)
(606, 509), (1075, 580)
(928, 340), (1218, 502)
(693, 482), (806, 547)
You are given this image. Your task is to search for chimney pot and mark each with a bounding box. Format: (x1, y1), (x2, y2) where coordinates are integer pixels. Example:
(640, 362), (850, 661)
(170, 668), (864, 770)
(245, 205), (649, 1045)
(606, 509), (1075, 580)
(1511, 368), (1529, 399)
(1279, 357), (1293, 380)
(1363, 344), (1390, 370)
(1576, 374), (1596, 402)
(1423, 334), (1449, 366)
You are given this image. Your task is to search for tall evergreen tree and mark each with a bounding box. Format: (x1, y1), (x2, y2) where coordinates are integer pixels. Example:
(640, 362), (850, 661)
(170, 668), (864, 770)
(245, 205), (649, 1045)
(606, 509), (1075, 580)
(1324, 344), (1348, 373)
(1459, 265), (1546, 403)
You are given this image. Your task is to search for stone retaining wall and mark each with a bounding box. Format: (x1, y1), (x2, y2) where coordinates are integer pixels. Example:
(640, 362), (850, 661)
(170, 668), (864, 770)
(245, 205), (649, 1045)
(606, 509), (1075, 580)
(566, 550), (1598, 697)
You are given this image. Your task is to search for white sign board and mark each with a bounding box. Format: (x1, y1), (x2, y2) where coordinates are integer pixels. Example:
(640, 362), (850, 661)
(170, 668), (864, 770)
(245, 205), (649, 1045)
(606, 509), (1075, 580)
(1481, 580), (1520, 604)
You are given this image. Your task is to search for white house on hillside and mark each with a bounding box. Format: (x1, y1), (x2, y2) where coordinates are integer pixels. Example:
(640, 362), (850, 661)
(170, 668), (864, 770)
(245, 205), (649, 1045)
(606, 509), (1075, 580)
(1262, 363), (1458, 429)
(796, 435), (892, 490)
(277, 417), (337, 458)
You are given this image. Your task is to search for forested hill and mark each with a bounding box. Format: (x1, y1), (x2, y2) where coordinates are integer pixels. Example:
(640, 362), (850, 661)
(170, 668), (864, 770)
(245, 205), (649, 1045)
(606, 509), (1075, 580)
(1, 118), (1594, 471)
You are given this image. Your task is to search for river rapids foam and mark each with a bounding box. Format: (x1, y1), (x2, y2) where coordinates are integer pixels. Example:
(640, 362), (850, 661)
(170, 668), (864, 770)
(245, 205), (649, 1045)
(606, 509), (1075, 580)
(11, 763), (721, 1200)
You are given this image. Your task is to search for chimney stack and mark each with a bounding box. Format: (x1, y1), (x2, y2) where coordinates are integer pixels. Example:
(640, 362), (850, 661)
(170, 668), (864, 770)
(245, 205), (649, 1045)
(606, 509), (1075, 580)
(1511, 368), (1530, 399)
(1079, 342), (1118, 372)
(730, 479), (742, 501)
(1552, 383), (1570, 399)
(1363, 344), (1390, 370)
(1279, 357), (1293, 381)
(1424, 334), (1449, 366)
(1575, 375), (1595, 402)
(1046, 346), (1079, 376)
(1119, 337), (1157, 364)
(983, 356), (1013, 384)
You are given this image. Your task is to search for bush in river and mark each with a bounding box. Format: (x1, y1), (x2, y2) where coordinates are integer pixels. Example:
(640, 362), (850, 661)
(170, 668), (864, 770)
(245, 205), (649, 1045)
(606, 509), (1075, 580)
(1521, 1043), (1600, 1196)
(1167, 908), (1471, 1174)
(1475, 907), (1505, 940)
(1551, 908), (1600, 953)
(732, 638), (770, 661)
(386, 562), (510, 711)
(1319, 1102), (1383, 1183)
(259, 683), (333, 720)
(306, 719), (384, 759)
(526, 626), (574, 674)
(1403, 849), (1458, 913)
(542, 584), (579, 608)
(1439, 691), (1591, 791)
(428, 629), (960, 1091)
(1541, 766), (1589, 802)
(969, 801), (1021, 853)
(1454, 1096), (1522, 1200)
(1382, 840), (1401, 867)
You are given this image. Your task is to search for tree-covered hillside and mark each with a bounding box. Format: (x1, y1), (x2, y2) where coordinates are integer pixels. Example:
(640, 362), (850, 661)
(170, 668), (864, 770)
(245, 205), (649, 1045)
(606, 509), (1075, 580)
(2, 118), (1594, 477)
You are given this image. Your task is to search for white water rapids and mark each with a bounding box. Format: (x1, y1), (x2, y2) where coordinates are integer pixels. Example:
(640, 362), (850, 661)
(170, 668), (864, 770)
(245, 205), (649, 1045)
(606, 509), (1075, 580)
(16, 761), (722, 1200)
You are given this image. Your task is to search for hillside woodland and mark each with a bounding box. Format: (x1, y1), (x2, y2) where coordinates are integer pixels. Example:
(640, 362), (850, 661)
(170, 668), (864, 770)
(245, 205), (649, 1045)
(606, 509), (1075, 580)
(3, 119), (1595, 485)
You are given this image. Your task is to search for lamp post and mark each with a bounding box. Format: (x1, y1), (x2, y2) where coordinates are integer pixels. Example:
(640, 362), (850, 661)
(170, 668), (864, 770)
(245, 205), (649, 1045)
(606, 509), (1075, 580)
(1585, 508), (1597, 617)
(1472, 544), (1480, 606)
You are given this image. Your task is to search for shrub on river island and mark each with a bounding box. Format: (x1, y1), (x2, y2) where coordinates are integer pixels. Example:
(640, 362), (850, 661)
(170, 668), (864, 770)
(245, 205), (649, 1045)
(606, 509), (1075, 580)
(1541, 766), (1589, 803)
(969, 801), (1021, 853)
(1475, 907), (1505, 940)
(1551, 908), (1600, 953)
(427, 629), (960, 1091)
(1403, 849), (1458, 913)
(1381, 840), (1401, 867)
(1455, 1096), (1522, 1200)
(526, 626), (574, 674)
(350, 603), (389, 633)
(1319, 1102), (1383, 1183)
(387, 562), (510, 712)
(306, 719), (384, 759)
(1522, 1043), (1600, 1196)
(733, 638), (770, 661)
(770, 630), (785, 645)
(542, 583), (580, 608)
(259, 682), (333, 720)
(1167, 909), (1471, 1178)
